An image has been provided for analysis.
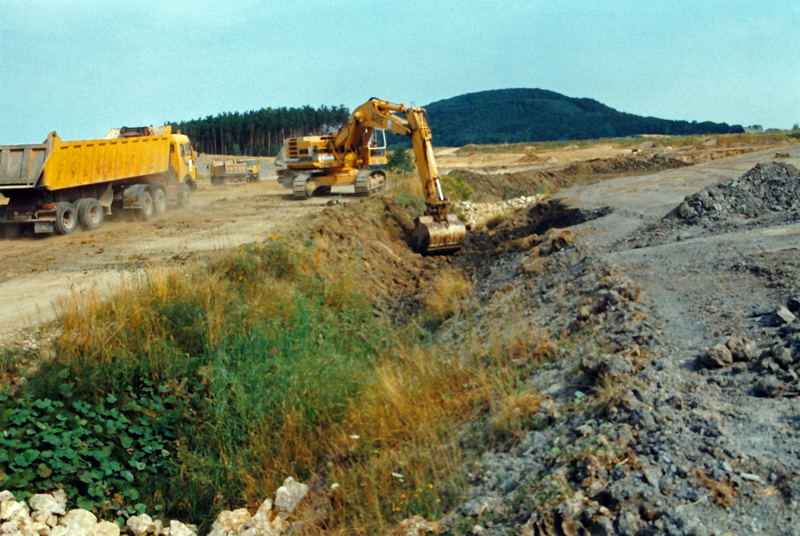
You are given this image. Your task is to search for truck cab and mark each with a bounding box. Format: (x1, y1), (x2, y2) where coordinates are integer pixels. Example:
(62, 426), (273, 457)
(169, 131), (197, 189)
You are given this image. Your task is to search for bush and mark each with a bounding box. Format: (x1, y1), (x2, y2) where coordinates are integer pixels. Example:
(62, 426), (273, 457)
(440, 175), (473, 201)
(387, 147), (414, 172)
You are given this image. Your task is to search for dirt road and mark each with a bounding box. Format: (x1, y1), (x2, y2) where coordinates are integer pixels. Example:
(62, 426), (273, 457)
(0, 176), (338, 340)
(548, 144), (800, 533)
(557, 144), (800, 350)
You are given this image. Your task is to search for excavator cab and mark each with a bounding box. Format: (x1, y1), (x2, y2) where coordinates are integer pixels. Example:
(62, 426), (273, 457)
(368, 130), (386, 157)
(362, 129), (388, 167)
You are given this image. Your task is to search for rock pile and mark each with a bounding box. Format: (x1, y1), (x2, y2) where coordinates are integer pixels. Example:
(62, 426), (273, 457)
(745, 296), (800, 398)
(442, 187), (800, 535)
(0, 478), (309, 536)
(676, 162), (800, 225)
(455, 195), (545, 230)
(625, 161), (800, 250)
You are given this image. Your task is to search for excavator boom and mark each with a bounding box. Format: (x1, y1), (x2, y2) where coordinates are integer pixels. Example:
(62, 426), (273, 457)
(340, 99), (465, 253)
(277, 98), (466, 254)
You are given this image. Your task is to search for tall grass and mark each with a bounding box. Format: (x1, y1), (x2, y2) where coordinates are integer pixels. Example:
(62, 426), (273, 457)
(0, 232), (550, 533)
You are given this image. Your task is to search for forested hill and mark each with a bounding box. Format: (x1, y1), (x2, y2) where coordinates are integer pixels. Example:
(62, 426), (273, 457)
(423, 88), (738, 147)
(170, 89), (739, 156)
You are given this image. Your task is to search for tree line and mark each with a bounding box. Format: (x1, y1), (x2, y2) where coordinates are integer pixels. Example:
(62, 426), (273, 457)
(169, 105), (351, 157)
(170, 88), (747, 156)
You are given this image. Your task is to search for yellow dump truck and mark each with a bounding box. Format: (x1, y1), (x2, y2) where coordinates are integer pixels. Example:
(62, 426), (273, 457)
(0, 126), (197, 236)
(210, 159), (249, 185)
(239, 159), (260, 181)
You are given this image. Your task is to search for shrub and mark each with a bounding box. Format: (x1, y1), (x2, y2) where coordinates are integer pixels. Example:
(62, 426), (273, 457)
(0, 227), (560, 533)
(440, 175), (474, 201)
(387, 147), (414, 172)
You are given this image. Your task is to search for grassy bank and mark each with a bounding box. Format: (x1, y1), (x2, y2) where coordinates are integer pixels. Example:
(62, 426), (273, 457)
(0, 223), (545, 533)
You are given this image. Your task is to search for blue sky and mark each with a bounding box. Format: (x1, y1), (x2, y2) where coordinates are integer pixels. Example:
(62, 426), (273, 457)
(2, 0), (799, 144)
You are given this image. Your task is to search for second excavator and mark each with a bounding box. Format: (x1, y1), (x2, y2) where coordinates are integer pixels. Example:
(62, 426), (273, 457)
(275, 98), (466, 254)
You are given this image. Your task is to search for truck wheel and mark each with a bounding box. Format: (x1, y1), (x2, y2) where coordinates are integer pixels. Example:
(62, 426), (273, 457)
(78, 198), (104, 230)
(153, 188), (167, 215)
(137, 191), (154, 221)
(177, 183), (190, 207)
(54, 202), (78, 235)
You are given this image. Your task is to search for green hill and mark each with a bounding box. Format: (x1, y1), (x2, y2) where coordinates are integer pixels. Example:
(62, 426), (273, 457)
(420, 88), (737, 147)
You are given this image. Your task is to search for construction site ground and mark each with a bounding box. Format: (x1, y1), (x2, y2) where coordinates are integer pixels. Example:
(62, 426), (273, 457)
(0, 139), (787, 342)
(2, 137), (800, 534)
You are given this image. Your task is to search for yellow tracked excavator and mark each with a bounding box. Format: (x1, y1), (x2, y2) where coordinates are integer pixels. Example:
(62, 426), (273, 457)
(275, 98), (466, 254)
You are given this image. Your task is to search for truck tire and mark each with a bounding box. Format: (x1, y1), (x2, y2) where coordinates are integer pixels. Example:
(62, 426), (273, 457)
(177, 183), (190, 207)
(153, 188), (167, 215)
(78, 198), (104, 230)
(137, 191), (154, 221)
(54, 202), (78, 235)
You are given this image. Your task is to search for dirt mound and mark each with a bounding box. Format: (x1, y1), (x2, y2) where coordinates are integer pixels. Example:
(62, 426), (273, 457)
(625, 162), (800, 249)
(449, 154), (693, 202)
(301, 199), (463, 319)
(678, 161), (800, 223)
(449, 168), (568, 201)
(562, 154), (690, 177)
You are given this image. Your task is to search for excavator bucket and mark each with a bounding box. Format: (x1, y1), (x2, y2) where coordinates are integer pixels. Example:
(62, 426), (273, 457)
(411, 214), (466, 255)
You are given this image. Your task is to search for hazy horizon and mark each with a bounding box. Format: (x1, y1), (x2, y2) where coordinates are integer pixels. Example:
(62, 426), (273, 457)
(2, 0), (798, 144)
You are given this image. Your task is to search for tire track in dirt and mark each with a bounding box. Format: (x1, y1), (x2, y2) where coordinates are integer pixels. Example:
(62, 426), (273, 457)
(0, 178), (333, 341)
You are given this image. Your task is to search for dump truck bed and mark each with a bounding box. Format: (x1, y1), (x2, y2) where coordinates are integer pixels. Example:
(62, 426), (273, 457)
(210, 159), (249, 185)
(0, 127), (172, 191)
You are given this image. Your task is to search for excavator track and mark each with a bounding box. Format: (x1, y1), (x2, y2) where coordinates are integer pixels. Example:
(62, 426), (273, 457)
(354, 170), (386, 197)
(292, 174), (312, 199)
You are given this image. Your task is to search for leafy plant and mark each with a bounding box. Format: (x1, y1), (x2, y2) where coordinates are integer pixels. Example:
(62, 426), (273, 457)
(0, 381), (176, 519)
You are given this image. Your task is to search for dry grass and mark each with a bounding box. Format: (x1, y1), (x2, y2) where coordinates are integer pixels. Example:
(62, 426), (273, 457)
(591, 373), (628, 413)
(319, 344), (491, 531)
(489, 391), (543, 442)
(696, 468), (737, 508)
(421, 267), (471, 325)
(47, 234), (538, 533)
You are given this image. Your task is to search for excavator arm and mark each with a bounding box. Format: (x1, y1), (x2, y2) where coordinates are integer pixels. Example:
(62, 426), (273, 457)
(332, 98), (465, 253)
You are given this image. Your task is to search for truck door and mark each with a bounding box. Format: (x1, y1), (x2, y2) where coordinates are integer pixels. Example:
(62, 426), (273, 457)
(182, 143), (196, 179)
(169, 141), (197, 183)
(169, 143), (180, 179)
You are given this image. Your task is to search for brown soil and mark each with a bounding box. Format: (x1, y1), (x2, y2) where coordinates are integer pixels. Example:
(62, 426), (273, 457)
(0, 141), (789, 344)
(3, 137), (800, 534)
